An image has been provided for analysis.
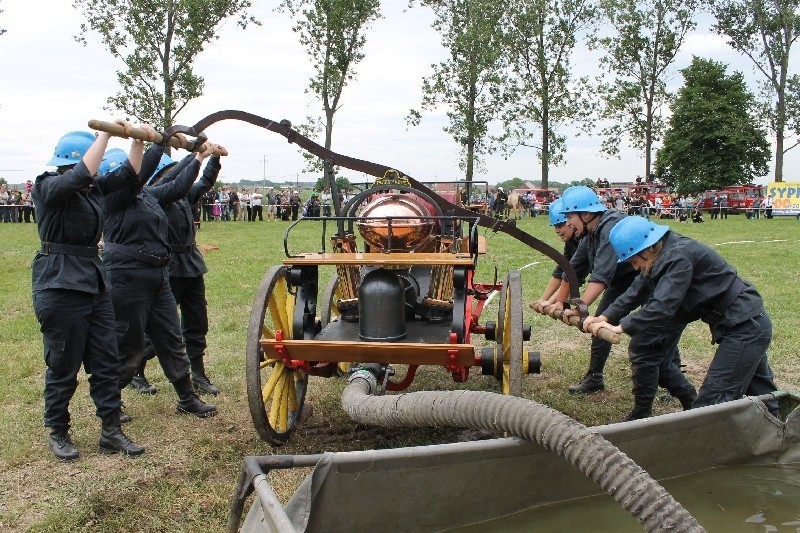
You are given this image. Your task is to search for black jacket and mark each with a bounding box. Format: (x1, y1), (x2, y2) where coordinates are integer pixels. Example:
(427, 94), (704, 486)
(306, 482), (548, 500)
(603, 231), (764, 339)
(31, 160), (138, 293)
(102, 145), (201, 269)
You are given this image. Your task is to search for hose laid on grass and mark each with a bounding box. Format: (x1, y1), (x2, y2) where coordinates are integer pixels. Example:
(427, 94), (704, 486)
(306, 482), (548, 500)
(342, 370), (704, 533)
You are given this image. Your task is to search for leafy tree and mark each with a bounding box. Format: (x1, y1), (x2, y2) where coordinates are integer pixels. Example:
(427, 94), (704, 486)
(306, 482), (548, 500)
(710, 0), (800, 182)
(497, 177), (527, 190)
(593, 0), (699, 179)
(280, 0), (381, 171)
(407, 0), (506, 183)
(655, 57), (770, 194)
(498, 0), (598, 189)
(73, 0), (258, 132)
(314, 175), (351, 192)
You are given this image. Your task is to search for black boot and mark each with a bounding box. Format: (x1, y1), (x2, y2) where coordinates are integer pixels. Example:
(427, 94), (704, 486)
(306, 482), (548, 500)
(191, 359), (220, 396)
(99, 426), (145, 456)
(177, 392), (217, 418)
(624, 398), (654, 421)
(192, 371), (220, 396)
(677, 389), (697, 411)
(119, 401), (132, 424)
(130, 373), (157, 395)
(568, 371), (605, 394)
(49, 429), (79, 462)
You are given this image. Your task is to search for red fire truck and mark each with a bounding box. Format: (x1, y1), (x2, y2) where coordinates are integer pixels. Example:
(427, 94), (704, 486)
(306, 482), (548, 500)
(699, 185), (764, 214)
(722, 184), (764, 213)
(597, 181), (673, 206)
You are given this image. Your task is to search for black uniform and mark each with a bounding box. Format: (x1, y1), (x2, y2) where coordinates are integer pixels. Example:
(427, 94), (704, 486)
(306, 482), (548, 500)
(564, 210), (639, 376)
(142, 155), (220, 372)
(32, 159), (138, 431)
(603, 231), (777, 411)
(102, 146), (201, 394)
(602, 273), (696, 414)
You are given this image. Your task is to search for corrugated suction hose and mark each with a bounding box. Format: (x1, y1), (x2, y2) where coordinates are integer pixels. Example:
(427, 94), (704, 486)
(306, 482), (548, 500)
(342, 371), (704, 533)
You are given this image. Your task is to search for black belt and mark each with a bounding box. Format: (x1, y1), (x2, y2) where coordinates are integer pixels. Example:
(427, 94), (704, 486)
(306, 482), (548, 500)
(704, 277), (747, 325)
(103, 242), (171, 267)
(169, 243), (193, 253)
(41, 242), (99, 257)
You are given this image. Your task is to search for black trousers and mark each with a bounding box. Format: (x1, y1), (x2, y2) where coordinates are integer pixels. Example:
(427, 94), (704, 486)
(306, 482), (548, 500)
(143, 275), (208, 364)
(589, 279), (636, 371)
(252, 205), (263, 221)
(109, 267), (192, 394)
(628, 323), (695, 402)
(695, 313), (777, 410)
(33, 288), (121, 429)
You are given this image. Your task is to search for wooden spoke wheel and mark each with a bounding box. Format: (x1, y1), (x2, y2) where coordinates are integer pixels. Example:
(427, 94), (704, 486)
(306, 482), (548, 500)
(320, 275), (350, 375)
(246, 265), (308, 446)
(497, 270), (524, 396)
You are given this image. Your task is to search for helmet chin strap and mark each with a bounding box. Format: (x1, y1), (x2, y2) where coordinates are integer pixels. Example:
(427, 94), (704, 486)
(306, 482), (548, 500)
(575, 212), (598, 238)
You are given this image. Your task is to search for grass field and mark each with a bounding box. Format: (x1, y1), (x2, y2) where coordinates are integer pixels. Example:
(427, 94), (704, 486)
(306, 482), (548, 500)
(1, 213), (799, 531)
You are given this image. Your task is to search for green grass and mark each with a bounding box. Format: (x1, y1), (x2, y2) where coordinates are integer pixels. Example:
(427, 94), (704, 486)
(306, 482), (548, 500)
(1, 214), (799, 531)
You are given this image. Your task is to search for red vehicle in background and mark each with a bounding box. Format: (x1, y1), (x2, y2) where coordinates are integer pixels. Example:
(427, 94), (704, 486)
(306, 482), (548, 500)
(513, 187), (558, 202)
(698, 185), (764, 214)
(722, 184), (764, 213)
(596, 180), (673, 206)
(698, 190), (728, 210)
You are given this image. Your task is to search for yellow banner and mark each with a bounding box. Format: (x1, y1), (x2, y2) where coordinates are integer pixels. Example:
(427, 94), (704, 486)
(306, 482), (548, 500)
(766, 182), (800, 215)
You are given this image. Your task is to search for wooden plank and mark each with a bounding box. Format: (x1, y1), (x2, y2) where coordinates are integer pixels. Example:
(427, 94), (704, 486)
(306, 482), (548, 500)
(261, 339), (476, 367)
(283, 252), (474, 266)
(477, 235), (487, 254)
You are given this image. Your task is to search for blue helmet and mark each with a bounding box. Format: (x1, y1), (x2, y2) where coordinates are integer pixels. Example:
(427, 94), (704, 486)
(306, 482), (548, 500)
(98, 148), (129, 175)
(47, 131), (96, 166)
(548, 198), (567, 226)
(559, 185), (605, 214)
(147, 154), (176, 186)
(609, 216), (669, 263)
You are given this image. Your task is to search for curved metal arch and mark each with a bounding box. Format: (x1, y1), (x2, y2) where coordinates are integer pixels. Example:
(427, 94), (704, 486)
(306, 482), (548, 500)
(185, 110), (581, 299)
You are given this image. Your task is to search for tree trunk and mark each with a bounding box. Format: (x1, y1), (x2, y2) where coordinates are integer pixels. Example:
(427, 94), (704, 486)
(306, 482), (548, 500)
(466, 80), (477, 183)
(325, 109), (334, 151)
(541, 105), (550, 189)
(645, 102), (653, 181)
(774, 59), (788, 183)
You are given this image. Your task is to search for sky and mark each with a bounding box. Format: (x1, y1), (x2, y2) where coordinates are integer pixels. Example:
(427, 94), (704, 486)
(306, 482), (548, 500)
(1, 0), (798, 187)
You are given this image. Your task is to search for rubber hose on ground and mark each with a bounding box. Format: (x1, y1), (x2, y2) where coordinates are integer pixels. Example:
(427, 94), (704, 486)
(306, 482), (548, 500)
(342, 373), (704, 533)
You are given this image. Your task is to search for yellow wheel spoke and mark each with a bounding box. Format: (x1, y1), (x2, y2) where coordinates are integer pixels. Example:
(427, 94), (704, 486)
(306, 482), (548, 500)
(267, 281), (295, 338)
(268, 370), (287, 427)
(262, 363), (284, 404)
(278, 379), (290, 431)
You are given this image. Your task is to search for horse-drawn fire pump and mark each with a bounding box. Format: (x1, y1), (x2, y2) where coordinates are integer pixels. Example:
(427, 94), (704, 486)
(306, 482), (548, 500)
(89, 111), (613, 447)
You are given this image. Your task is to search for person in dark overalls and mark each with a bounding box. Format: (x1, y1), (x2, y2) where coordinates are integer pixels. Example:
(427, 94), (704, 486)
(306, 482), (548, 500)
(103, 140), (222, 421)
(530, 198), (583, 310)
(32, 124), (151, 461)
(130, 151), (222, 396)
(549, 186), (656, 398)
(587, 216), (777, 415)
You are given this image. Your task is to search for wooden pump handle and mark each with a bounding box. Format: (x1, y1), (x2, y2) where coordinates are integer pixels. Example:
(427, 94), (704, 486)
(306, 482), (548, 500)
(88, 119), (228, 156)
(533, 306), (621, 344)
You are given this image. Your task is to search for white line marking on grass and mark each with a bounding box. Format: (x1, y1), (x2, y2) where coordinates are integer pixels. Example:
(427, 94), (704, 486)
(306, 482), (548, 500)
(520, 261), (543, 270)
(485, 291), (498, 306)
(713, 239), (787, 246)
(485, 262), (543, 306)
